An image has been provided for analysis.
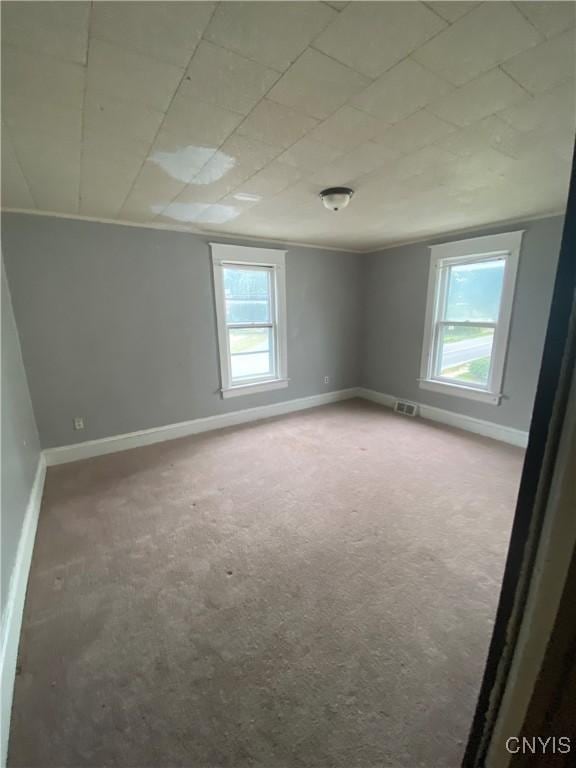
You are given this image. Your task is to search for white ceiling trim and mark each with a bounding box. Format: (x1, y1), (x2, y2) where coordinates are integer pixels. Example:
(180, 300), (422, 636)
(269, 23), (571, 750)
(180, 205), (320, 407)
(368, 207), (566, 253)
(2, 206), (565, 256)
(0, 206), (364, 254)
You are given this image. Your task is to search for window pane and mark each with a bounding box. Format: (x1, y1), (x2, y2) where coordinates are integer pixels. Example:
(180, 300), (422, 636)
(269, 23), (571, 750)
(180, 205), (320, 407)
(223, 266), (271, 323)
(437, 325), (494, 387)
(229, 328), (274, 381)
(445, 258), (505, 322)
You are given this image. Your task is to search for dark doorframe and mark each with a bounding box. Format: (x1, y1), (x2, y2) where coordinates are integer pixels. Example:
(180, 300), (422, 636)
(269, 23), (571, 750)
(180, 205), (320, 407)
(511, 542), (576, 768)
(462, 146), (576, 767)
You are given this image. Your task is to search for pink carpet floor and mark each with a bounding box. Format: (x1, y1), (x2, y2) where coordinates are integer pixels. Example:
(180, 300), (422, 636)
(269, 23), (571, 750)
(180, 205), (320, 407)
(10, 399), (524, 767)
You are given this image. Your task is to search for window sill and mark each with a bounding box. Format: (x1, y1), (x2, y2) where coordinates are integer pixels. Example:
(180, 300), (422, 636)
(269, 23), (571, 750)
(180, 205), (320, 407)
(419, 378), (502, 405)
(221, 378), (289, 399)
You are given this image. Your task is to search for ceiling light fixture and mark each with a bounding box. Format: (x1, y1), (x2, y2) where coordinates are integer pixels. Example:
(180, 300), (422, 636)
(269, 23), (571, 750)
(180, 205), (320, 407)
(320, 187), (354, 212)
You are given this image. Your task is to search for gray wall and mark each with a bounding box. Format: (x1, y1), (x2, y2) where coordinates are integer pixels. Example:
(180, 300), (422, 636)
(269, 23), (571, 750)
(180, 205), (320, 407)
(1, 258), (41, 618)
(361, 215), (564, 431)
(2, 214), (362, 448)
(2, 212), (563, 451)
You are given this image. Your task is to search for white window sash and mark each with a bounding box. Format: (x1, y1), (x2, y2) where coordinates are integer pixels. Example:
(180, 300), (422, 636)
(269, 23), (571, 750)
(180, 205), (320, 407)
(430, 320), (498, 391)
(419, 231), (523, 405)
(211, 243), (288, 398)
(226, 266), (277, 386)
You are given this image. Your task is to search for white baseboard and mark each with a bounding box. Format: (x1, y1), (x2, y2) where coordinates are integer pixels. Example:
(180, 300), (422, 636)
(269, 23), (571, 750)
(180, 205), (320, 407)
(358, 387), (529, 447)
(358, 388), (397, 409)
(44, 388), (361, 466)
(44, 387), (528, 467)
(0, 455), (46, 768)
(43, 383), (527, 467)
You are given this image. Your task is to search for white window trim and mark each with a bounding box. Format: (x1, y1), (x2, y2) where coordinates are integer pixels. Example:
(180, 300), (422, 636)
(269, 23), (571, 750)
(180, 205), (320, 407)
(419, 231), (524, 405)
(210, 243), (288, 399)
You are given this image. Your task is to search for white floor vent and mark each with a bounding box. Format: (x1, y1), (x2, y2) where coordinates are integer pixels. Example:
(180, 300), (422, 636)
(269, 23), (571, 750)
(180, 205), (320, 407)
(394, 400), (418, 417)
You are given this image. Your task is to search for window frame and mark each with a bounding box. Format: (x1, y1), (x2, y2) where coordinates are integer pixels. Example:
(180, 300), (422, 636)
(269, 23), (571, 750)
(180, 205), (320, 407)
(419, 231), (523, 405)
(210, 243), (288, 399)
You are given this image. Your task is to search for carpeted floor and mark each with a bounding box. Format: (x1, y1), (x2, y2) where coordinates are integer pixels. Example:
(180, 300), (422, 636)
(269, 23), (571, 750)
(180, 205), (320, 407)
(9, 400), (524, 768)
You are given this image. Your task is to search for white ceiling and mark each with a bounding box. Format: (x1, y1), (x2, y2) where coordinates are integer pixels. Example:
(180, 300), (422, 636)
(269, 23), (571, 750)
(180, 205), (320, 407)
(1, 1), (575, 251)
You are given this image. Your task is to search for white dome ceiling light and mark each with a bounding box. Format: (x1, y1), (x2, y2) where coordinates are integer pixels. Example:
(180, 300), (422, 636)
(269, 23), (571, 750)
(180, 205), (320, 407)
(320, 187), (354, 212)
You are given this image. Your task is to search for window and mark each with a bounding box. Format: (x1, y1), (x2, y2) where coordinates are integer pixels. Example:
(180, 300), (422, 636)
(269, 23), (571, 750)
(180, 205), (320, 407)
(420, 231), (523, 405)
(211, 243), (288, 398)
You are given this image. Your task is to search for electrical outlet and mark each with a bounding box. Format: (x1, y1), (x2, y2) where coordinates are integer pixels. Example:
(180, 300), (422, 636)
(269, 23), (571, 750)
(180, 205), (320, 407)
(73, 417), (84, 431)
(324, 376), (330, 385)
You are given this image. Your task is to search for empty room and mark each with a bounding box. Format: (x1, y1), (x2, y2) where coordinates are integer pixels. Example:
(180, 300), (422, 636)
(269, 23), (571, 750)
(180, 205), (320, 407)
(1, 1), (575, 767)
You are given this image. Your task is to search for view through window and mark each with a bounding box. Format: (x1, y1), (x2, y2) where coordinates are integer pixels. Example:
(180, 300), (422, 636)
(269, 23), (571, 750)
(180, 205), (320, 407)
(211, 243), (288, 398)
(436, 258), (505, 388)
(224, 265), (275, 384)
(420, 231), (523, 404)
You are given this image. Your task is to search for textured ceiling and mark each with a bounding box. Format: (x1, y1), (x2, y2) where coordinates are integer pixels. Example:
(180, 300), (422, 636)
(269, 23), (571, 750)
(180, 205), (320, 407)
(1, 1), (575, 251)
